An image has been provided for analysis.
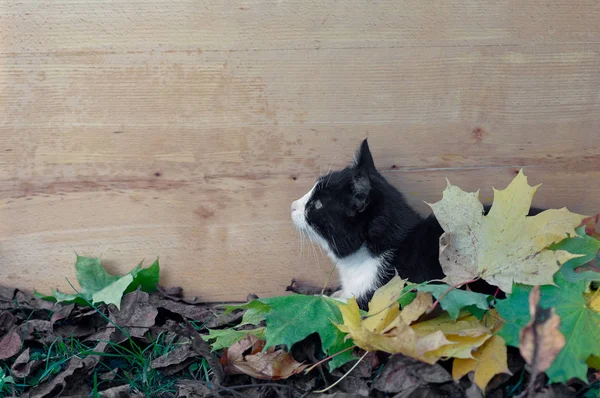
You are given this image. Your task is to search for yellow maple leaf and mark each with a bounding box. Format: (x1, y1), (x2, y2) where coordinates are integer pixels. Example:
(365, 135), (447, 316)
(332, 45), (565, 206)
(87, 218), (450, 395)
(412, 312), (492, 361)
(428, 169), (585, 293)
(586, 289), (600, 313)
(452, 335), (511, 391)
(336, 276), (494, 365)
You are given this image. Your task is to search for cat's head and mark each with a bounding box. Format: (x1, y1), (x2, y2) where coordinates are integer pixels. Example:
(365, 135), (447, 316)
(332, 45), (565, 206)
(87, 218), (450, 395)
(291, 139), (385, 259)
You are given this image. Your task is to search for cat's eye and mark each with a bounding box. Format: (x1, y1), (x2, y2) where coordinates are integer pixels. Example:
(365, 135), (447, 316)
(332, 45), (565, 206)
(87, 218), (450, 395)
(314, 200), (323, 210)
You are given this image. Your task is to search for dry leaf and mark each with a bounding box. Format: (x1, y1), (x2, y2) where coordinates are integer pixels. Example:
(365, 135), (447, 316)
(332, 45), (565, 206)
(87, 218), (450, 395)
(0, 330), (22, 360)
(400, 291), (433, 324)
(452, 335), (511, 391)
(429, 170), (585, 293)
(520, 286), (566, 373)
(10, 348), (43, 379)
(111, 290), (158, 340)
(151, 345), (198, 369)
(224, 334), (307, 380)
(412, 312), (492, 362)
(580, 213), (600, 239)
(337, 276), (463, 364)
(373, 354), (456, 395)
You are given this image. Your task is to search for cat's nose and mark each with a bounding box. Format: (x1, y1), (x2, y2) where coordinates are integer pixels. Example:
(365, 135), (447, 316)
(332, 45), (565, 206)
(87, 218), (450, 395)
(291, 200), (299, 212)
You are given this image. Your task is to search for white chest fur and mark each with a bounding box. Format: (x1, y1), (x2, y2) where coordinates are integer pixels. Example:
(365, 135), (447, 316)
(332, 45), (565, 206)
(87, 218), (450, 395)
(334, 246), (384, 300)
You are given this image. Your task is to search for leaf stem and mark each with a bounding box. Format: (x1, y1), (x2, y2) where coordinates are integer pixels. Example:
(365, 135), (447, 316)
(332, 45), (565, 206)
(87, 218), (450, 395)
(426, 277), (480, 314)
(360, 281), (430, 321)
(312, 351), (369, 393)
(304, 345), (356, 374)
(321, 265), (337, 296)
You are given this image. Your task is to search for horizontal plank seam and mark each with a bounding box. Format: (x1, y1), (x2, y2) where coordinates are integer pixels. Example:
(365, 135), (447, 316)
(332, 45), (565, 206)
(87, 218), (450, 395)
(3, 42), (600, 58)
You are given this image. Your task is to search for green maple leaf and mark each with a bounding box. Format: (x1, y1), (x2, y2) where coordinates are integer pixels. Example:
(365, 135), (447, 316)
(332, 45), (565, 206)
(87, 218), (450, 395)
(75, 256), (120, 298)
(327, 328), (356, 370)
(264, 295), (342, 350)
(552, 226), (600, 282)
(127, 258), (160, 293)
(222, 295), (356, 371)
(223, 299), (272, 327)
(417, 284), (491, 320)
(203, 327), (266, 350)
(263, 295), (356, 371)
(496, 273), (600, 383)
(37, 256), (160, 309)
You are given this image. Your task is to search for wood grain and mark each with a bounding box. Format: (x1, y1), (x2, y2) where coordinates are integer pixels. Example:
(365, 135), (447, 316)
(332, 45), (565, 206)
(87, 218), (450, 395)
(1, 0), (599, 301)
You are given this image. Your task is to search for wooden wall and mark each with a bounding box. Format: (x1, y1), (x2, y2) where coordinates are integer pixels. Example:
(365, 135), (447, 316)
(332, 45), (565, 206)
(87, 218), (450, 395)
(1, 1), (599, 302)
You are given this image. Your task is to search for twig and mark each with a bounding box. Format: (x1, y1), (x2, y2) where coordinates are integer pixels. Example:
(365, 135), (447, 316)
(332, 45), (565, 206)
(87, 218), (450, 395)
(426, 277), (480, 314)
(304, 345), (356, 374)
(312, 351), (369, 394)
(220, 383), (293, 391)
(493, 287), (501, 299)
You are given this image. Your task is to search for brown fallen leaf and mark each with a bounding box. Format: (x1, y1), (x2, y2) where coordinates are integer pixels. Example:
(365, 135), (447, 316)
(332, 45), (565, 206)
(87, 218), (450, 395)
(50, 303), (75, 324)
(17, 319), (55, 344)
(580, 213), (600, 239)
(97, 384), (131, 398)
(0, 311), (16, 333)
(285, 278), (337, 296)
(156, 285), (202, 304)
(14, 290), (55, 311)
(25, 356), (94, 398)
(0, 285), (16, 303)
(519, 285), (566, 374)
(224, 334), (308, 380)
(0, 330), (22, 360)
(176, 380), (212, 398)
(10, 348), (43, 379)
(149, 294), (212, 322)
(110, 289), (158, 341)
(186, 322), (225, 385)
(373, 354), (463, 397)
(150, 344), (198, 369)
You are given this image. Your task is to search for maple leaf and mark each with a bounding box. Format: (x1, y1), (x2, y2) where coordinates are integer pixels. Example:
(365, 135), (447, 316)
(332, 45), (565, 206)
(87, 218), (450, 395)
(429, 169), (585, 293)
(452, 335), (511, 391)
(223, 299), (271, 327)
(411, 312), (492, 361)
(497, 273), (600, 382)
(552, 226), (600, 282)
(580, 213), (600, 239)
(37, 256), (160, 309)
(261, 295), (355, 371)
(336, 276), (476, 364)
(417, 284), (491, 320)
(221, 296), (355, 371)
(203, 327), (266, 350)
(519, 286), (565, 373)
(223, 335), (307, 380)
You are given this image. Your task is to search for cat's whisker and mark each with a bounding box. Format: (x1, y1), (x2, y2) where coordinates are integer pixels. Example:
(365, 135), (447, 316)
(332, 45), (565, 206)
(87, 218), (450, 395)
(296, 229), (304, 269)
(306, 229), (323, 271)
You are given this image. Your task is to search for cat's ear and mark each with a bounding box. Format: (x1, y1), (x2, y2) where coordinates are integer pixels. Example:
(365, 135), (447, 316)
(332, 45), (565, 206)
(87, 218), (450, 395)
(349, 168), (371, 214)
(353, 138), (376, 172)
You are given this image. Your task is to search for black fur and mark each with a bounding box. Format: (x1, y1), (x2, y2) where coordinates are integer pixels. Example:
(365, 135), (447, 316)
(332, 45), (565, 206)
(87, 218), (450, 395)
(305, 139), (542, 308)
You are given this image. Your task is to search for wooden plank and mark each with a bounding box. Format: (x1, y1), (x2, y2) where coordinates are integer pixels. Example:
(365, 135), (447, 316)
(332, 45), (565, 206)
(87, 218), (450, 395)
(1, 0), (599, 55)
(2, 46), (600, 185)
(2, 0), (600, 301)
(2, 168), (598, 302)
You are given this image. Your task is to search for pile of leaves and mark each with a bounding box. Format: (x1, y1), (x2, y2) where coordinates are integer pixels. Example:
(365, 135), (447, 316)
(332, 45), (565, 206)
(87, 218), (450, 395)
(1, 170), (600, 397)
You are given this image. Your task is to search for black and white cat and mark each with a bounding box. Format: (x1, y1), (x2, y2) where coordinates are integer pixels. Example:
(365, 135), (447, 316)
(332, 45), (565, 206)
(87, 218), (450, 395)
(291, 139), (539, 308)
(291, 139), (445, 308)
